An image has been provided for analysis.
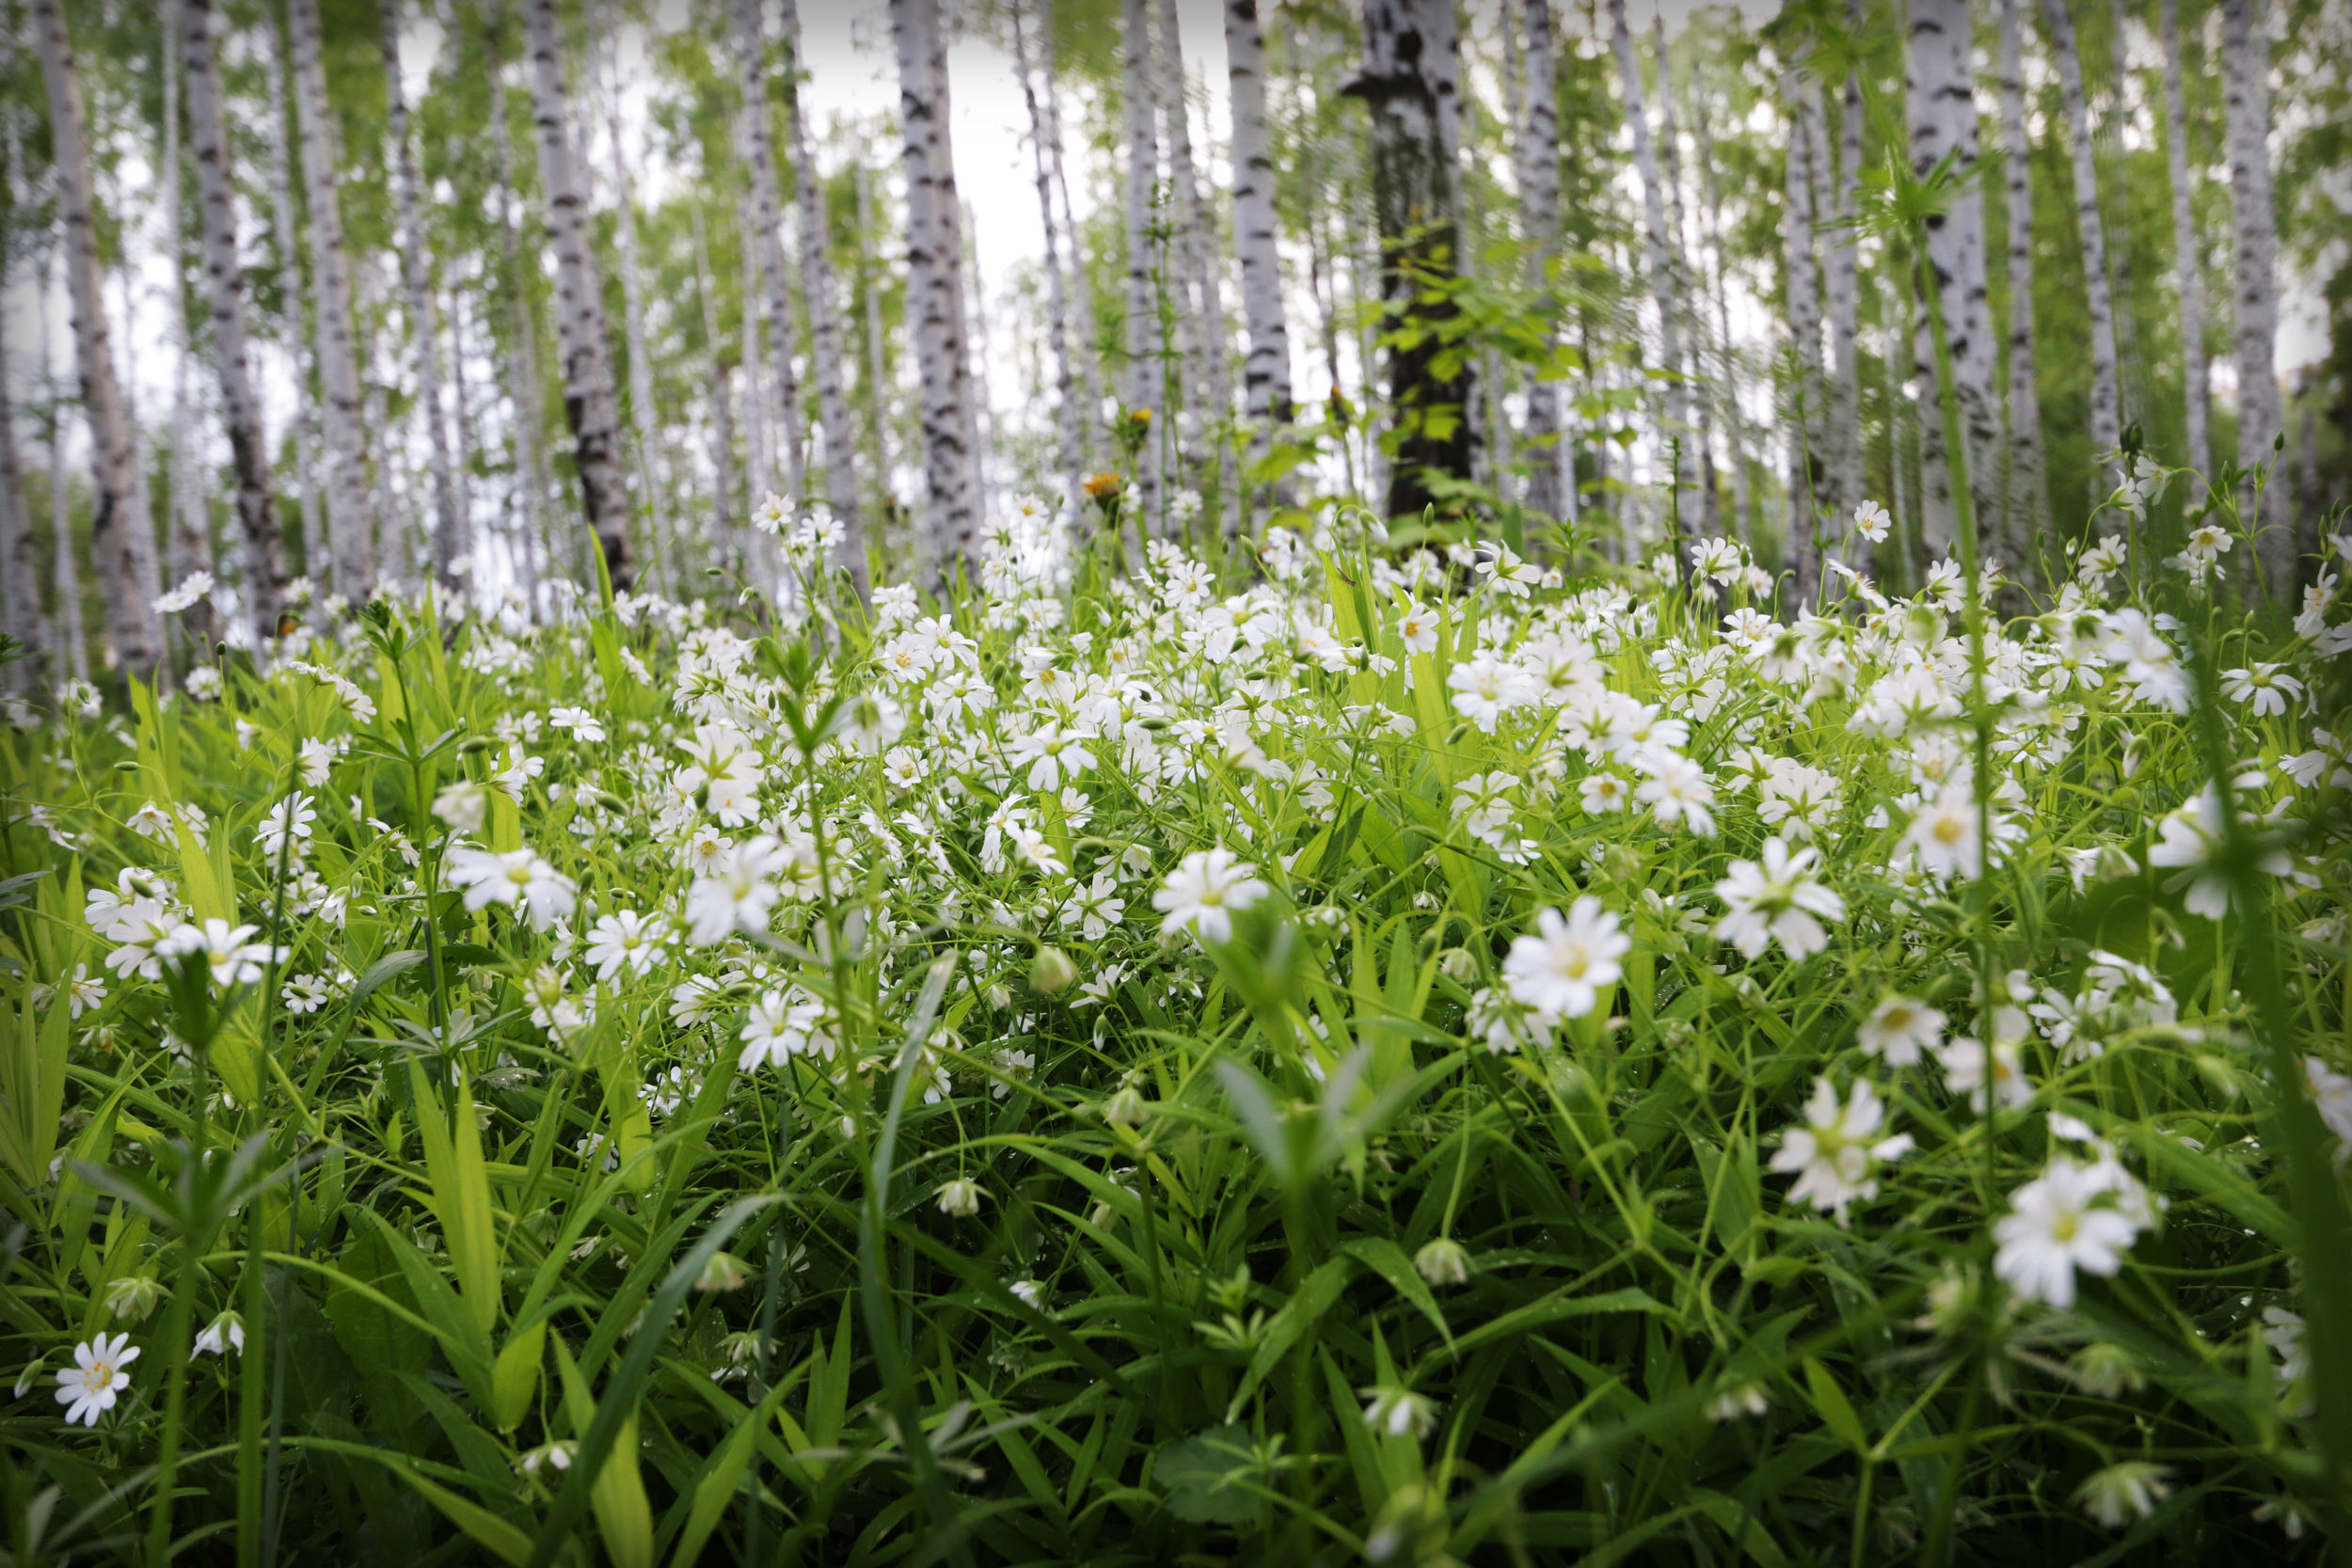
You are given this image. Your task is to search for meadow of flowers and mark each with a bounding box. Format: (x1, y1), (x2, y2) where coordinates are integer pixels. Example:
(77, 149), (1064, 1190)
(2, 474), (2349, 1563)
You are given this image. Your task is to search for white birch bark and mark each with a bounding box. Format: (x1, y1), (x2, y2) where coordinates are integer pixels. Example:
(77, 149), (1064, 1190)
(778, 0), (866, 585)
(1120, 0), (1162, 531)
(1226, 0), (1294, 519)
(39, 246), (87, 677)
(1996, 0), (2050, 546)
(737, 183), (775, 506)
(1158, 0), (1232, 498)
(1824, 8), (1865, 558)
(1037, 31), (1100, 471)
(1013, 0), (1085, 514)
(855, 161), (898, 500)
(115, 263), (167, 642)
(2219, 0), (2286, 593)
(1687, 62), (1750, 546)
(596, 0), (667, 582)
(1783, 67), (1829, 608)
(1903, 0), (2002, 555)
(2160, 0), (2210, 496)
(184, 0), (289, 643)
(1514, 0), (1563, 526)
(1653, 18), (1719, 540)
(29, 0), (160, 671)
(1609, 0), (1695, 559)
(287, 0), (376, 596)
(487, 0), (548, 611)
(690, 199), (742, 563)
(160, 0), (216, 656)
(889, 0), (983, 572)
(382, 0), (465, 594)
(260, 11), (322, 590)
(2042, 0), (2124, 501)
(728, 0), (807, 518)
(0, 217), (34, 685)
(522, 0), (633, 583)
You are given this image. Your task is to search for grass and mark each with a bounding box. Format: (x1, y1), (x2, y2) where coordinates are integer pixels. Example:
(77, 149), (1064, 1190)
(0, 478), (2344, 1566)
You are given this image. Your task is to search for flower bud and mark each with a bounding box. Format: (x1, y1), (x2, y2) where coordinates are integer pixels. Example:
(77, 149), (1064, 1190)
(1413, 1237), (1472, 1288)
(1031, 947), (1077, 994)
(105, 1274), (163, 1323)
(694, 1250), (751, 1292)
(936, 1178), (985, 1217)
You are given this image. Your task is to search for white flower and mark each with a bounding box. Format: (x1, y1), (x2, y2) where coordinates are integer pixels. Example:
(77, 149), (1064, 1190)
(157, 918), (282, 991)
(1935, 1035), (2032, 1114)
(2074, 1463), (2170, 1530)
(1904, 780), (1988, 879)
(1768, 1077), (1913, 1226)
(1502, 898), (1629, 1022)
(444, 847), (578, 931)
(156, 571), (215, 615)
(296, 737), (336, 786)
(738, 989), (829, 1069)
(1359, 1386), (1439, 1439)
(194, 1311), (246, 1357)
(669, 974), (727, 1027)
(1852, 500), (1891, 543)
(1152, 848), (1269, 945)
(1007, 722), (1092, 792)
(1712, 837), (1844, 961)
(549, 705), (608, 742)
(584, 910), (670, 981)
(2305, 1056), (2352, 1155)
(2146, 787), (2288, 920)
(433, 780), (491, 833)
(2219, 663), (2302, 718)
(282, 974), (333, 1014)
(936, 1178), (985, 1216)
(1394, 601), (1440, 655)
(256, 793), (317, 859)
(677, 724), (766, 826)
(55, 1333), (137, 1426)
(63, 965), (106, 1019)
(1636, 755), (1717, 836)
(1994, 1157), (2140, 1307)
(1061, 872), (1127, 941)
(685, 836), (788, 946)
(1858, 995), (1945, 1067)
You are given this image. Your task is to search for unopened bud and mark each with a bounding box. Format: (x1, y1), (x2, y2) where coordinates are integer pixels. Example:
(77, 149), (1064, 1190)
(1031, 947), (1077, 994)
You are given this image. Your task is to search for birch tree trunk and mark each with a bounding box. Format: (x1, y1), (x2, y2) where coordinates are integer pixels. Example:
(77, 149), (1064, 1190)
(1350, 0), (1475, 522)
(29, 0), (160, 672)
(596, 0), (668, 584)
(1882, 268), (1917, 576)
(1903, 0), (2002, 555)
(854, 161), (897, 502)
(1159, 0), (1232, 513)
(1609, 0), (1695, 563)
(382, 0), (465, 594)
(523, 0), (633, 584)
(779, 0), (866, 587)
(889, 0), (983, 573)
(1014, 0), (1085, 515)
(1996, 0), (2050, 546)
(1226, 0), (1295, 521)
(1038, 33), (1100, 472)
(1824, 10), (1865, 560)
(184, 0), (288, 644)
(160, 0), (217, 657)
(0, 230), (34, 687)
(2160, 0), (2210, 496)
(690, 199), (740, 564)
(39, 247), (87, 677)
(728, 0), (809, 523)
(1120, 0), (1163, 532)
(261, 11), (322, 589)
(2219, 0), (2286, 594)
(488, 0), (548, 612)
(1514, 0), (1564, 527)
(2042, 0), (2124, 503)
(1653, 18), (1719, 540)
(286, 0), (377, 596)
(1783, 67), (1829, 608)
(1687, 63), (1750, 546)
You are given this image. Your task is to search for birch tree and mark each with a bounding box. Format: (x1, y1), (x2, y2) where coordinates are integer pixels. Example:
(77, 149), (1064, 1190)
(1014, 0), (1085, 513)
(2219, 0), (2286, 593)
(596, 0), (667, 580)
(1654, 19), (1718, 539)
(1346, 0), (1473, 521)
(1822, 9), (1864, 559)
(1995, 0), (2049, 544)
(1903, 0), (2002, 554)
(854, 161), (897, 498)
(726, 0), (809, 523)
(1514, 0), (1564, 526)
(2160, 0), (2210, 493)
(1157, 0), (1232, 499)
(382, 0), (465, 594)
(486, 0), (548, 607)
(1687, 57), (1750, 545)
(1783, 66), (1829, 607)
(1036, 24), (1100, 473)
(159, 0), (215, 653)
(779, 0), (866, 585)
(1225, 0), (1295, 521)
(287, 0), (376, 595)
(689, 199), (739, 564)
(1120, 0), (1161, 531)
(29, 0), (160, 671)
(0, 221), (33, 684)
(184, 0), (288, 643)
(2042, 0), (2124, 503)
(889, 0), (983, 572)
(523, 0), (633, 583)
(260, 11), (321, 587)
(1609, 0), (1695, 559)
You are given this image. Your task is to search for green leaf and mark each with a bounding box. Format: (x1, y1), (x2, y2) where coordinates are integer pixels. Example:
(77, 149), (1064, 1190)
(1154, 1425), (1264, 1525)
